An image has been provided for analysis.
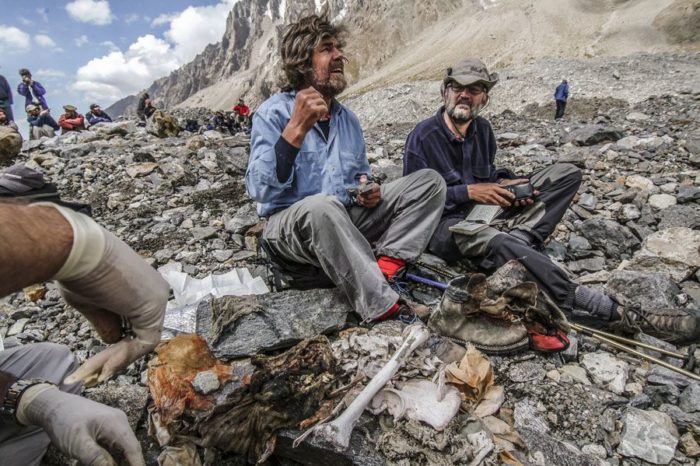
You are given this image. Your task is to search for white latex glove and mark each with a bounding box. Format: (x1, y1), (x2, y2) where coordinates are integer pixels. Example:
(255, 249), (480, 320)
(36, 203), (170, 386)
(18, 385), (145, 466)
(61, 228), (169, 386)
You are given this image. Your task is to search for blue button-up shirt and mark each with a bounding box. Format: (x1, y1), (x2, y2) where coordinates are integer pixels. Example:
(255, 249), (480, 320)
(245, 90), (370, 217)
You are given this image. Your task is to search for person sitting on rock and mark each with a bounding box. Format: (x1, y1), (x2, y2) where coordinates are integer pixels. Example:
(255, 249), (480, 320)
(233, 98), (250, 126)
(0, 108), (18, 132)
(136, 92), (149, 124)
(26, 104), (59, 139)
(0, 200), (169, 465)
(17, 69), (48, 111)
(403, 58), (700, 344)
(58, 105), (86, 133)
(85, 103), (112, 126)
(246, 11), (446, 323)
(143, 99), (156, 120)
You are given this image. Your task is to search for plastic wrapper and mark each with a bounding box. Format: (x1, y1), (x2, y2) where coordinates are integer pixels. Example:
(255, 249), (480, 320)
(159, 262), (269, 334)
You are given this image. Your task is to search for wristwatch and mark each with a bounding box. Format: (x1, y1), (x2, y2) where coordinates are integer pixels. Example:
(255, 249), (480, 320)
(1, 379), (54, 422)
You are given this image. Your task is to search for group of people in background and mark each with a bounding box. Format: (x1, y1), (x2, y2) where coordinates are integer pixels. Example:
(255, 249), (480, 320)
(0, 68), (113, 140)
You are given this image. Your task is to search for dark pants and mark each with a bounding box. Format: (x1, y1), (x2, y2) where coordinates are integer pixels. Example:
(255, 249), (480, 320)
(430, 163), (582, 309)
(555, 100), (567, 119)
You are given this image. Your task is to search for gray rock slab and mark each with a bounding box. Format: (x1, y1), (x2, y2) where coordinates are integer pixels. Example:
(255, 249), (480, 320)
(191, 226), (218, 241)
(84, 383), (149, 431)
(677, 186), (700, 203)
(192, 370), (220, 395)
(566, 125), (625, 146)
(679, 383), (700, 413)
(658, 403), (700, 431)
(275, 415), (385, 466)
(519, 427), (606, 466)
(198, 289), (349, 360)
(578, 218), (640, 258)
(617, 408), (678, 465)
(581, 352), (628, 395)
(508, 361), (546, 383)
(606, 270), (681, 312)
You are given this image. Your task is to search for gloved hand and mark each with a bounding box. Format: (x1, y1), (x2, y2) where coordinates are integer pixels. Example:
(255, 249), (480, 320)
(37, 203), (170, 386)
(17, 384), (145, 466)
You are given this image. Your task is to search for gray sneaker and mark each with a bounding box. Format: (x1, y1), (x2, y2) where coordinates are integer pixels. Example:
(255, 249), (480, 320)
(615, 305), (700, 345)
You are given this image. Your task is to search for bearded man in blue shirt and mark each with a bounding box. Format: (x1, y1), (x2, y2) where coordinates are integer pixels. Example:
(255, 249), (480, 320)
(246, 12), (446, 322)
(402, 58), (700, 344)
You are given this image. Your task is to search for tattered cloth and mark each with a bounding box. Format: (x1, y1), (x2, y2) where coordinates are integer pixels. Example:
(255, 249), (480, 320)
(197, 335), (336, 463)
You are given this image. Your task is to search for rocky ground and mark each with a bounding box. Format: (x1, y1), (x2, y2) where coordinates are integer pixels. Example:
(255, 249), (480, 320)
(1, 54), (699, 465)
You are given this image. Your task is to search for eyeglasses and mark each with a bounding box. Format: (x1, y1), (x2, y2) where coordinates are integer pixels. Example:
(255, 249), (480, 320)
(448, 83), (486, 96)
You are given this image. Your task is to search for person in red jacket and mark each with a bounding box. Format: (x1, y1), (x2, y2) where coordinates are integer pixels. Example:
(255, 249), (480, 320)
(57, 105), (85, 133)
(233, 98), (250, 125)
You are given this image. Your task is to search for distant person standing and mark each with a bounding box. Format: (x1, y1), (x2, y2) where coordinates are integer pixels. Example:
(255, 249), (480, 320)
(17, 69), (48, 111)
(554, 79), (569, 120)
(0, 74), (14, 122)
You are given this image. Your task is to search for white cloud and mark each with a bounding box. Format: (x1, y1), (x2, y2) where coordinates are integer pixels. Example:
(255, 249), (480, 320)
(124, 13), (141, 24)
(72, 34), (180, 102)
(100, 41), (120, 52)
(36, 69), (66, 79)
(0, 26), (31, 54)
(65, 0), (114, 25)
(71, 1), (236, 105)
(151, 13), (177, 27)
(18, 16), (33, 26)
(163, 0), (236, 62)
(35, 34), (56, 48)
(75, 35), (89, 47)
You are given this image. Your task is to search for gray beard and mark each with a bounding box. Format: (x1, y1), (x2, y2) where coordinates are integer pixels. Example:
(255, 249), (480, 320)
(310, 71), (347, 98)
(447, 103), (482, 124)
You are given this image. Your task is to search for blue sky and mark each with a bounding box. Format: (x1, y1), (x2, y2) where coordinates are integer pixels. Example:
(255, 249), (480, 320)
(1, 0), (236, 136)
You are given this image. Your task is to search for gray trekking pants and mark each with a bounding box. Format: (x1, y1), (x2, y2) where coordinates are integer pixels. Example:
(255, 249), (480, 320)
(263, 169), (446, 320)
(432, 163), (582, 307)
(0, 343), (82, 466)
(30, 125), (56, 140)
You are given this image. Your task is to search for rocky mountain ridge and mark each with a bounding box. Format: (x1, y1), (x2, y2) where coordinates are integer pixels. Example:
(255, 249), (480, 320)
(106, 0), (699, 118)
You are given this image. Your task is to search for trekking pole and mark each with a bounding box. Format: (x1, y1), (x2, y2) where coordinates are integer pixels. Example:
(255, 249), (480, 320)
(404, 273), (448, 291)
(572, 323), (690, 361)
(569, 322), (700, 382)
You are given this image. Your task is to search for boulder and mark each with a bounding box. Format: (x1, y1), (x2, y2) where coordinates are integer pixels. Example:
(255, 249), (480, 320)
(0, 126), (22, 164)
(578, 218), (640, 259)
(566, 125), (624, 146)
(623, 227), (700, 281)
(197, 289), (349, 360)
(606, 270), (681, 312)
(581, 352), (628, 395)
(618, 408), (678, 465)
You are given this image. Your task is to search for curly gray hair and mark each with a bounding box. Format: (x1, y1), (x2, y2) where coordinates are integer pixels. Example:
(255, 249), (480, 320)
(279, 11), (347, 90)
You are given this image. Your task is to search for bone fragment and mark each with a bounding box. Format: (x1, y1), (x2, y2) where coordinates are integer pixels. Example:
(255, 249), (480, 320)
(307, 324), (430, 451)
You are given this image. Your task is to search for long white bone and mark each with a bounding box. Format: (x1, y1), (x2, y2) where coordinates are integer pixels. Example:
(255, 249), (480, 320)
(308, 324), (430, 451)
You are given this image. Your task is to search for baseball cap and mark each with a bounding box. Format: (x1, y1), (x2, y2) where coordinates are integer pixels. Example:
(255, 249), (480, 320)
(25, 104), (38, 113)
(63, 105), (77, 111)
(444, 58), (499, 91)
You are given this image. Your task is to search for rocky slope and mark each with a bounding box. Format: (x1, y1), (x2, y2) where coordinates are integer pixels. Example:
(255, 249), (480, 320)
(2, 51), (699, 465)
(107, 0), (698, 118)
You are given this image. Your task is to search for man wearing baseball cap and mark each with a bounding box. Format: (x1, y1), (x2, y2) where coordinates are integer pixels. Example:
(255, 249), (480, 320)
(85, 103), (112, 126)
(58, 105), (85, 134)
(26, 104), (59, 140)
(403, 58), (700, 344)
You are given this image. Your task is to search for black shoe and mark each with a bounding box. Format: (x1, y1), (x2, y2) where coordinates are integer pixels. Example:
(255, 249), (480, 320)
(613, 305), (700, 345)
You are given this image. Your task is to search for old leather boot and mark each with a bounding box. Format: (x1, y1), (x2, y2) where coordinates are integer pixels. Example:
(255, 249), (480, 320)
(615, 305), (700, 345)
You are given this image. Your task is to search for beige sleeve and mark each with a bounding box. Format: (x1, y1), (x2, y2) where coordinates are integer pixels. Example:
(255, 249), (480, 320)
(15, 383), (58, 426)
(31, 203), (106, 282)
